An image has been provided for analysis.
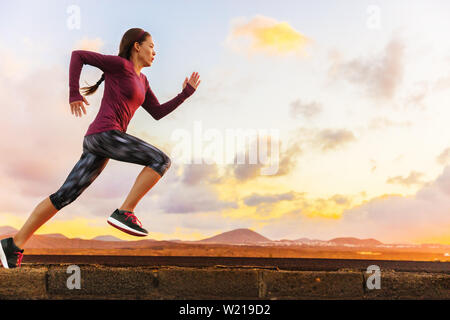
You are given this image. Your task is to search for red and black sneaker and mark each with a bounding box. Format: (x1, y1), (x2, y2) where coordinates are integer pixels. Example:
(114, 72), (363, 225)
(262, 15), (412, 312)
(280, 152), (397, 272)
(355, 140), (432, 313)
(0, 237), (24, 269)
(107, 209), (148, 237)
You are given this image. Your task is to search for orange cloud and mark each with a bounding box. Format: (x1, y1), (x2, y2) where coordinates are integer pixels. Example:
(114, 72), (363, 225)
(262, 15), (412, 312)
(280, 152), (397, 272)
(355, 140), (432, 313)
(225, 15), (311, 57)
(73, 37), (104, 52)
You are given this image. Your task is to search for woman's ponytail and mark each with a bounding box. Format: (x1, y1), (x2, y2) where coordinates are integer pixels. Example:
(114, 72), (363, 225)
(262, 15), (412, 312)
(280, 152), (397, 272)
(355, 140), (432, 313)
(80, 73), (105, 96)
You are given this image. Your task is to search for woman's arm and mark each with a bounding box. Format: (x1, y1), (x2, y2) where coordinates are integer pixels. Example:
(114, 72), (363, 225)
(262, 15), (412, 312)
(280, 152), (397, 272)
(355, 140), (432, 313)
(69, 50), (124, 103)
(141, 77), (196, 120)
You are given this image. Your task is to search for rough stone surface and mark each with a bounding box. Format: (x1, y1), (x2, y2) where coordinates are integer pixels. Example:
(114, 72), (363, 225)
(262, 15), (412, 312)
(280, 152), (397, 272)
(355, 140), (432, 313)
(156, 267), (260, 299)
(263, 270), (364, 299)
(362, 271), (450, 299)
(0, 265), (448, 299)
(47, 265), (159, 299)
(0, 267), (48, 299)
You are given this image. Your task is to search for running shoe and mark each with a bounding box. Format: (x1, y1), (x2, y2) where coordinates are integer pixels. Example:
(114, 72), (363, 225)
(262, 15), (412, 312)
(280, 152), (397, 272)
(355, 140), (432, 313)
(0, 237), (24, 269)
(107, 209), (148, 237)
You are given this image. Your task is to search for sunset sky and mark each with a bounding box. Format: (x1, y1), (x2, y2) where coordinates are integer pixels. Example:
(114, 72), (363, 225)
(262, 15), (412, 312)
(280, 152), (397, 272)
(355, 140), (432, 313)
(1, 0), (450, 244)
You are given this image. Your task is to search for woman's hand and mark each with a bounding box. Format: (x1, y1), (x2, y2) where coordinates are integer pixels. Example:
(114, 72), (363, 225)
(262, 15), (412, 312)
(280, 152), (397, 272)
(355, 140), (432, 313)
(70, 96), (90, 117)
(183, 72), (201, 90)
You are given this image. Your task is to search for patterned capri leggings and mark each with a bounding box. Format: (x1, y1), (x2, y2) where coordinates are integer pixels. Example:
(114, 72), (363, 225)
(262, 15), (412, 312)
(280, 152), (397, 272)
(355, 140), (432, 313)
(49, 130), (171, 210)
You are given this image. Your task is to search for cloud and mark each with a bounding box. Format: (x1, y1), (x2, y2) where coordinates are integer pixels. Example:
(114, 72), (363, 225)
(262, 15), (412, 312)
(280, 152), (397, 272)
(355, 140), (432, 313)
(368, 117), (412, 130)
(403, 81), (429, 109)
(243, 191), (300, 206)
(230, 138), (302, 181)
(228, 127), (355, 182)
(276, 142), (302, 176)
(241, 190), (355, 220)
(328, 37), (405, 100)
(258, 166), (450, 243)
(330, 194), (351, 206)
(289, 99), (322, 119)
(159, 184), (238, 214)
(369, 159), (377, 173)
(73, 37), (104, 52)
(225, 15), (311, 57)
(232, 162), (262, 182)
(312, 128), (356, 151)
(437, 147), (450, 166)
(242, 191), (305, 216)
(181, 163), (223, 185)
(432, 56), (450, 91)
(0, 47), (31, 80)
(433, 75), (450, 91)
(386, 171), (426, 187)
(338, 166), (450, 242)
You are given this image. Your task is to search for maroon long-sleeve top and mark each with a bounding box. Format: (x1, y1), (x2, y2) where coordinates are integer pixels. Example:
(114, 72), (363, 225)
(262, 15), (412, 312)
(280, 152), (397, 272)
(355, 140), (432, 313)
(69, 50), (195, 136)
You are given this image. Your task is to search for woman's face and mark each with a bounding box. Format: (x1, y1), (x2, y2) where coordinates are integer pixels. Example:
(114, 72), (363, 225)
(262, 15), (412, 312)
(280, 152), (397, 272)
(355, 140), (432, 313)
(138, 35), (156, 67)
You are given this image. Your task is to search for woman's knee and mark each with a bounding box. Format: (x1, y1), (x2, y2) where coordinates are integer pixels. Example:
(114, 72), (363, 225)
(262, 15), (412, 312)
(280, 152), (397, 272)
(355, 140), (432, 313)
(147, 154), (171, 177)
(49, 189), (80, 210)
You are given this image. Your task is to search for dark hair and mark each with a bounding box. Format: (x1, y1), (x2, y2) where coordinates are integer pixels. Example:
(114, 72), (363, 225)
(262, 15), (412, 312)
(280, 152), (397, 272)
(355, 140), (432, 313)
(80, 28), (151, 96)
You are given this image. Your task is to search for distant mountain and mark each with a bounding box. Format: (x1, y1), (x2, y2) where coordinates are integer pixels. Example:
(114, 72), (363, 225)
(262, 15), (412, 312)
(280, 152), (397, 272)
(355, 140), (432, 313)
(42, 233), (68, 239)
(293, 238), (330, 246)
(273, 237), (384, 247)
(21, 234), (157, 249)
(294, 237), (312, 242)
(0, 225), (446, 249)
(198, 228), (272, 245)
(329, 237), (383, 246)
(0, 226), (17, 235)
(92, 235), (123, 242)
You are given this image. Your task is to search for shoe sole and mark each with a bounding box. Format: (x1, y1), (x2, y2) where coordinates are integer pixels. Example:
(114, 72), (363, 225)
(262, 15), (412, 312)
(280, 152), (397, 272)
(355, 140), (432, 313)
(0, 242), (9, 269)
(107, 217), (148, 237)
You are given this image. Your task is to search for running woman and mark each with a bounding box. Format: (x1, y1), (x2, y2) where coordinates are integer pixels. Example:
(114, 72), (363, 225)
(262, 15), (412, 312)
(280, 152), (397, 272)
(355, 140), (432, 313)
(0, 28), (201, 269)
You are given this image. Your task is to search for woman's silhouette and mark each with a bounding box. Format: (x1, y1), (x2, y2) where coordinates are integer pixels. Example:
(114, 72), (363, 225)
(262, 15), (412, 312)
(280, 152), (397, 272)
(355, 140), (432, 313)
(0, 28), (201, 268)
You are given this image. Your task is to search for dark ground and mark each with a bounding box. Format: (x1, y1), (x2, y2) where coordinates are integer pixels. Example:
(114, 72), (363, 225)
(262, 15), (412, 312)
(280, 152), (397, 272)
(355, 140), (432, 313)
(23, 255), (450, 273)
